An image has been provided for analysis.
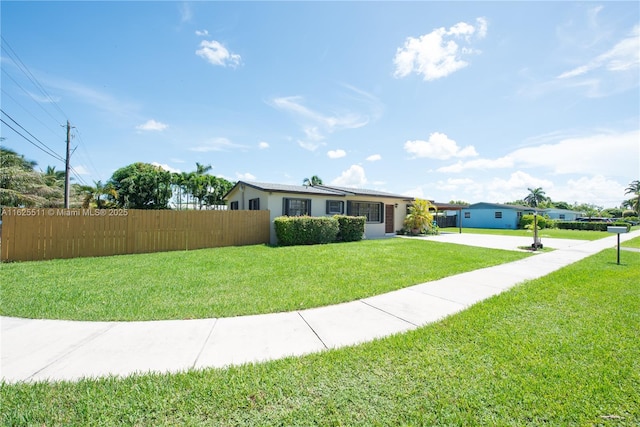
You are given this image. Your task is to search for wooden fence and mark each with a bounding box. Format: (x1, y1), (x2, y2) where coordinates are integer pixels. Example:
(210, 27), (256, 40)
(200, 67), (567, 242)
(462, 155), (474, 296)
(0, 208), (270, 262)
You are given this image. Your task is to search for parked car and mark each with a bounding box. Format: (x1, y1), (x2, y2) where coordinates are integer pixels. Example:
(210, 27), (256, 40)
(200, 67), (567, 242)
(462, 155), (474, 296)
(575, 217), (614, 223)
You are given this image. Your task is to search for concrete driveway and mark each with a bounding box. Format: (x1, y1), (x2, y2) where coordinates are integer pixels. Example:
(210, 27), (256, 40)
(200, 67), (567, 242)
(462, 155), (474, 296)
(411, 232), (589, 251)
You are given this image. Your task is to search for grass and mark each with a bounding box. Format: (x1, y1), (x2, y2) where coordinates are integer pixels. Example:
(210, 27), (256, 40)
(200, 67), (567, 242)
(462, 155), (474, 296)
(2, 248), (638, 426)
(0, 238), (530, 321)
(440, 226), (611, 240)
(622, 236), (640, 249)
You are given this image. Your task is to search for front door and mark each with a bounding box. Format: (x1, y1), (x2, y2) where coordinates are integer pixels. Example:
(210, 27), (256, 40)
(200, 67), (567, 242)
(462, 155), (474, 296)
(385, 204), (395, 233)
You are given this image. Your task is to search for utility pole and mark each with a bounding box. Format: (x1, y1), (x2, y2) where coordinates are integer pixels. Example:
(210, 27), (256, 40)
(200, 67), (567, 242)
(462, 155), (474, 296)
(64, 120), (71, 208)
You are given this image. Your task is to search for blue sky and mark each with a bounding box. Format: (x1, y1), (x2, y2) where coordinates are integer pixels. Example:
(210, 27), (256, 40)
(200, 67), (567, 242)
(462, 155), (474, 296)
(2, 1), (638, 207)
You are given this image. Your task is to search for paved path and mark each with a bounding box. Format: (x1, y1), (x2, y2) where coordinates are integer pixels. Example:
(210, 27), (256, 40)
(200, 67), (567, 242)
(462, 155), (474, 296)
(2, 230), (638, 383)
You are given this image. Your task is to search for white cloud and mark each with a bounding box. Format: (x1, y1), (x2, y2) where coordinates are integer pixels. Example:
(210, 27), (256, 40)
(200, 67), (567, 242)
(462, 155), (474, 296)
(393, 17), (487, 81)
(272, 96), (368, 132)
(236, 172), (256, 181)
(179, 2), (192, 23)
(195, 29), (209, 36)
(402, 186), (425, 199)
(558, 175), (628, 207)
(366, 154), (382, 162)
(190, 137), (245, 152)
(27, 91), (60, 103)
(72, 165), (90, 175)
(404, 132), (478, 160)
(152, 162), (180, 173)
(508, 130), (639, 177)
(45, 76), (139, 119)
(483, 171), (554, 203)
(558, 25), (640, 79)
(136, 119), (168, 132)
(327, 149), (346, 159)
(196, 40), (241, 68)
(258, 141), (269, 149)
(437, 156), (514, 173)
(297, 140), (324, 151)
(331, 165), (367, 187)
(270, 89), (375, 152)
(436, 129), (639, 177)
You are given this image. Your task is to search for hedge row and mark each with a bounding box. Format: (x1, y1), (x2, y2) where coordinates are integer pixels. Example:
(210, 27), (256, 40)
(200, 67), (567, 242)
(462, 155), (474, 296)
(556, 221), (631, 232)
(274, 215), (366, 246)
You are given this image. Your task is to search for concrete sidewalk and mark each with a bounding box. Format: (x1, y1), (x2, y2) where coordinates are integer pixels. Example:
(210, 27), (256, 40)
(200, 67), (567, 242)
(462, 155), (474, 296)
(2, 230), (638, 383)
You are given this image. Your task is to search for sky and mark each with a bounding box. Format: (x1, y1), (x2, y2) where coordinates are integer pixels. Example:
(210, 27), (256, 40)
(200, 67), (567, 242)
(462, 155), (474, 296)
(1, 1), (639, 208)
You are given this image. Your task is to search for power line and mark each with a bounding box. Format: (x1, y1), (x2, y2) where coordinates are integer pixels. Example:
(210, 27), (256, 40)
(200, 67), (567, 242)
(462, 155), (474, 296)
(0, 117), (65, 164)
(0, 109), (65, 163)
(1, 69), (62, 127)
(1, 35), (68, 120)
(73, 126), (102, 182)
(1, 88), (62, 140)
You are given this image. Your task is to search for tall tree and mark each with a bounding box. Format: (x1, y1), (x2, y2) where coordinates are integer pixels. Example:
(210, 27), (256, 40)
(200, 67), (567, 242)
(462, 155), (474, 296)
(78, 180), (117, 208)
(625, 180), (640, 215)
(0, 148), (62, 207)
(303, 175), (323, 186)
(42, 166), (66, 188)
(109, 162), (172, 209)
(524, 187), (547, 208)
(195, 162), (212, 175)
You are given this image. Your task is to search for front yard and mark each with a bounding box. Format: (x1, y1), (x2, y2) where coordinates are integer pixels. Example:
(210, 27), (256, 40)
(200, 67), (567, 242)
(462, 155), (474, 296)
(0, 238), (530, 321)
(2, 245), (638, 425)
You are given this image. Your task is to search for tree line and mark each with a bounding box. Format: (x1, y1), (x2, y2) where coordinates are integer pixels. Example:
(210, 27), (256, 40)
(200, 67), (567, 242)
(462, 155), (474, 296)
(0, 147), (233, 210)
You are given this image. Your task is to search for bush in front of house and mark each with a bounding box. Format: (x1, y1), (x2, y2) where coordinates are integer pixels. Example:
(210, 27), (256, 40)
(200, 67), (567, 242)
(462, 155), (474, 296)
(274, 216), (339, 246)
(334, 215), (366, 242)
(519, 214), (554, 230)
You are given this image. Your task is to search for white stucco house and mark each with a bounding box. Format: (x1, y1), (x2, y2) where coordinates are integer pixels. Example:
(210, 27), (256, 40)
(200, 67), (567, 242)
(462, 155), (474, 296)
(223, 181), (414, 245)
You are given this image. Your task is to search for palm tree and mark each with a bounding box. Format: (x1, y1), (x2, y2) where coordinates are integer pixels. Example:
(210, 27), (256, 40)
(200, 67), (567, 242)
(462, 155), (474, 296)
(303, 175), (323, 186)
(42, 165), (66, 188)
(625, 179), (640, 215)
(195, 162), (212, 175)
(524, 187), (547, 208)
(78, 180), (117, 208)
(403, 199), (437, 235)
(1, 148), (62, 207)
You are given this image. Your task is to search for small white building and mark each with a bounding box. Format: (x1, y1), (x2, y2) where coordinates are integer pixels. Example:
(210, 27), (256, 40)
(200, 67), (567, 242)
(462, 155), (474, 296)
(224, 181), (413, 245)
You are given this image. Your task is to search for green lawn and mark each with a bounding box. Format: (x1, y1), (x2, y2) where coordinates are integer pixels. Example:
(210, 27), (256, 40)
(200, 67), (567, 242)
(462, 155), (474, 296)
(622, 236), (640, 249)
(0, 238), (529, 321)
(440, 226), (611, 240)
(2, 248), (638, 426)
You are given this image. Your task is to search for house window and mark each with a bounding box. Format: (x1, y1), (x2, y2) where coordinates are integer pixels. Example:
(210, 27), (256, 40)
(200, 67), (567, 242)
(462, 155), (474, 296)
(283, 198), (311, 216)
(230, 201), (239, 210)
(326, 200), (344, 215)
(347, 201), (383, 223)
(559, 214), (565, 220)
(248, 198), (260, 210)
(464, 212), (471, 219)
(495, 211), (503, 219)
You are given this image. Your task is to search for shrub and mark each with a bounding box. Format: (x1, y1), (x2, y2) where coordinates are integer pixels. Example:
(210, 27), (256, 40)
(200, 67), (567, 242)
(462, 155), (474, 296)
(403, 199), (436, 235)
(556, 221), (631, 232)
(274, 216), (339, 246)
(519, 214), (553, 230)
(335, 215), (366, 242)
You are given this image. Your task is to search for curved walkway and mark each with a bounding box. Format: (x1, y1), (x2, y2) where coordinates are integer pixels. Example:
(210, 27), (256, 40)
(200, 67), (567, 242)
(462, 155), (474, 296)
(2, 230), (638, 383)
